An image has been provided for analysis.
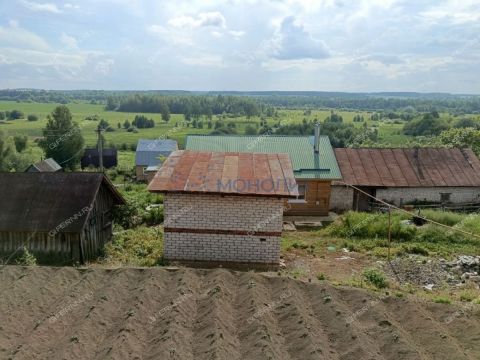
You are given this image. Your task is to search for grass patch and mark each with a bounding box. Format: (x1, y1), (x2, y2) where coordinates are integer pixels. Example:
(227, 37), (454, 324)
(362, 268), (389, 289)
(433, 296), (452, 304)
(103, 226), (163, 266)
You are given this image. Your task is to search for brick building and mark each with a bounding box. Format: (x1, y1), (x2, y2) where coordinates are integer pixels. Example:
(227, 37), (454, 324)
(148, 150), (298, 265)
(332, 148), (480, 211)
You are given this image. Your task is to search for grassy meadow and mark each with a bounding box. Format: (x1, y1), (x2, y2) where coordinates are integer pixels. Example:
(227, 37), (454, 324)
(0, 100), (411, 163)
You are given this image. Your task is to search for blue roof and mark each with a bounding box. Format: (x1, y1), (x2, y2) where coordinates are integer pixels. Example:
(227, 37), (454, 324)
(135, 139), (178, 166)
(136, 139), (178, 152)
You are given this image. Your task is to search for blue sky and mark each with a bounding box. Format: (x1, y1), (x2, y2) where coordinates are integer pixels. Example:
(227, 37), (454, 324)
(0, 0), (479, 92)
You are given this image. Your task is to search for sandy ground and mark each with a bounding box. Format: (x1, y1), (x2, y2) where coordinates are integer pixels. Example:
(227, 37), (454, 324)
(0, 266), (479, 360)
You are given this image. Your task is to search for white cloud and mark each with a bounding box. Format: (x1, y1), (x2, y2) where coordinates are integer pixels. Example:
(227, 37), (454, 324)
(420, 0), (480, 25)
(270, 16), (330, 60)
(229, 30), (245, 39)
(95, 58), (114, 75)
(20, 0), (62, 13)
(167, 11), (226, 29)
(147, 24), (194, 45)
(60, 33), (78, 49)
(0, 22), (50, 51)
(64, 3), (80, 10)
(181, 54), (224, 67)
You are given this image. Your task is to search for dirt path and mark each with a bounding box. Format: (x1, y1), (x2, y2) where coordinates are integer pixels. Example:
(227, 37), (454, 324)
(0, 266), (479, 360)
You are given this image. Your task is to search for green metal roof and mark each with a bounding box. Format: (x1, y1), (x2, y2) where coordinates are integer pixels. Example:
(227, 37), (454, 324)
(185, 135), (342, 180)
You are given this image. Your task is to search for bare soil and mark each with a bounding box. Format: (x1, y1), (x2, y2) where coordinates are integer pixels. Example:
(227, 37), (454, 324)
(0, 266), (479, 360)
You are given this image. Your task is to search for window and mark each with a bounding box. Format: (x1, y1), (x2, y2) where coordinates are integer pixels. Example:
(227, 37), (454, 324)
(440, 193), (451, 203)
(142, 167), (148, 175)
(289, 183), (307, 203)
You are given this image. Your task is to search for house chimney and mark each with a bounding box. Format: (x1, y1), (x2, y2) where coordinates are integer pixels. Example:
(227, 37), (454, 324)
(314, 122), (320, 154)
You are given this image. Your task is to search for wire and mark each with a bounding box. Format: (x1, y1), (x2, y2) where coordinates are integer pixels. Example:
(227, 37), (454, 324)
(337, 180), (480, 240)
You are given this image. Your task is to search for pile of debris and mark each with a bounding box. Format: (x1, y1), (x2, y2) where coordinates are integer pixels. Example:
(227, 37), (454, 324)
(384, 256), (457, 288)
(442, 255), (480, 284)
(385, 255), (480, 290)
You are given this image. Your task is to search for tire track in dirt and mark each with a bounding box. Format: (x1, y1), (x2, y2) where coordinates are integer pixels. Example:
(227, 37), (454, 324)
(234, 273), (293, 359)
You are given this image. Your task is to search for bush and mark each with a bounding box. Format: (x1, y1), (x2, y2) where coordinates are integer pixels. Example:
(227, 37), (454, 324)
(327, 211), (415, 241)
(363, 268), (388, 288)
(15, 247), (37, 266)
(8, 109), (24, 120)
(103, 227), (163, 266)
(27, 114), (39, 121)
(420, 210), (466, 226)
(433, 296), (451, 304)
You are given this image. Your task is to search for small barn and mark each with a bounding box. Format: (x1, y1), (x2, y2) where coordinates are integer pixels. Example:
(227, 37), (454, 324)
(148, 150), (298, 265)
(26, 158), (62, 172)
(331, 147), (480, 211)
(0, 173), (125, 264)
(81, 148), (118, 169)
(185, 128), (341, 216)
(135, 139), (178, 182)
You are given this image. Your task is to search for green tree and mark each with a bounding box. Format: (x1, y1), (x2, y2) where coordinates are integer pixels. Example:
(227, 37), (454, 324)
(244, 125), (257, 135)
(161, 102), (171, 122)
(13, 135), (27, 152)
(39, 106), (84, 170)
(439, 128), (480, 156)
(403, 113), (449, 136)
(27, 114), (39, 121)
(123, 119), (130, 129)
(105, 96), (117, 111)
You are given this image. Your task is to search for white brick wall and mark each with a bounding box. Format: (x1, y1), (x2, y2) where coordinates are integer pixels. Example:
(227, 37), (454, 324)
(164, 233), (280, 263)
(163, 193), (284, 264)
(377, 187), (480, 205)
(330, 185), (480, 211)
(164, 194), (284, 232)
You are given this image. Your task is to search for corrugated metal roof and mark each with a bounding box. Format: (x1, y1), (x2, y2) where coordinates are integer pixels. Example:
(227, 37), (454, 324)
(135, 139), (178, 166)
(334, 148), (480, 187)
(0, 173), (125, 233)
(185, 135), (342, 179)
(148, 150), (299, 198)
(27, 158), (62, 172)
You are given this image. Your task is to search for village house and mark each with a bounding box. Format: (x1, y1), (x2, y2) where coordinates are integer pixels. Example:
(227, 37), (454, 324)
(0, 173), (125, 264)
(26, 158), (62, 172)
(81, 148), (118, 169)
(331, 147), (480, 211)
(135, 139), (178, 182)
(148, 150), (298, 265)
(185, 126), (341, 216)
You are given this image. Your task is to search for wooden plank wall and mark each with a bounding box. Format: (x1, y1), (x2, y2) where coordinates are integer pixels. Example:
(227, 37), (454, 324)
(285, 180), (332, 216)
(0, 231), (80, 264)
(81, 184), (115, 262)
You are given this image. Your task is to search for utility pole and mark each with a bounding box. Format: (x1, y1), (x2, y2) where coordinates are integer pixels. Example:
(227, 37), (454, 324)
(96, 125), (104, 173)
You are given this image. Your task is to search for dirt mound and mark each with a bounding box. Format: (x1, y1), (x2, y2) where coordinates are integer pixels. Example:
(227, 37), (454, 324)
(0, 266), (479, 360)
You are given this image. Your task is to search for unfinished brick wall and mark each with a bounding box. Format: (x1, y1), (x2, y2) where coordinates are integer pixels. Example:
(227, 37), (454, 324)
(163, 193), (284, 264)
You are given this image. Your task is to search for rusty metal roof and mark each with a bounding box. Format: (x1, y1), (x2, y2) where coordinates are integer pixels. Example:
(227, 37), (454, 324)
(0, 173), (125, 234)
(148, 150), (299, 198)
(334, 148), (480, 187)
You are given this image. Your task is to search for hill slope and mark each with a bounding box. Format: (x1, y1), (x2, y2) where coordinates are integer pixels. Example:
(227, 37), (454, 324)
(0, 266), (479, 360)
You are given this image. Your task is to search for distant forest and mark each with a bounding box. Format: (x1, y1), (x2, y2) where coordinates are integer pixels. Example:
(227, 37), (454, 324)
(1, 89), (480, 114)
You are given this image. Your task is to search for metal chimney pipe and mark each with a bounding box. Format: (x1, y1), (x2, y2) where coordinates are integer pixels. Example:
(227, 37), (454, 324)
(314, 122), (320, 154)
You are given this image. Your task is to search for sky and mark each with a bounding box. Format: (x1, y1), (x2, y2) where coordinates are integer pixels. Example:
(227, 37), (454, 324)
(0, 0), (479, 93)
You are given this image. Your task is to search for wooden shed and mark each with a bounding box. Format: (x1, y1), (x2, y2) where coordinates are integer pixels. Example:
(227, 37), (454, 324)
(0, 173), (125, 264)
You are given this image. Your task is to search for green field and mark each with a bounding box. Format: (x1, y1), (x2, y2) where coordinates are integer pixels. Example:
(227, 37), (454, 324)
(0, 100), (413, 148)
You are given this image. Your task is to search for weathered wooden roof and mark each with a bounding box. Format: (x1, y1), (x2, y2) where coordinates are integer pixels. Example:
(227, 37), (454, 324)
(0, 173), (125, 234)
(148, 150), (299, 198)
(334, 148), (480, 187)
(27, 158), (62, 172)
